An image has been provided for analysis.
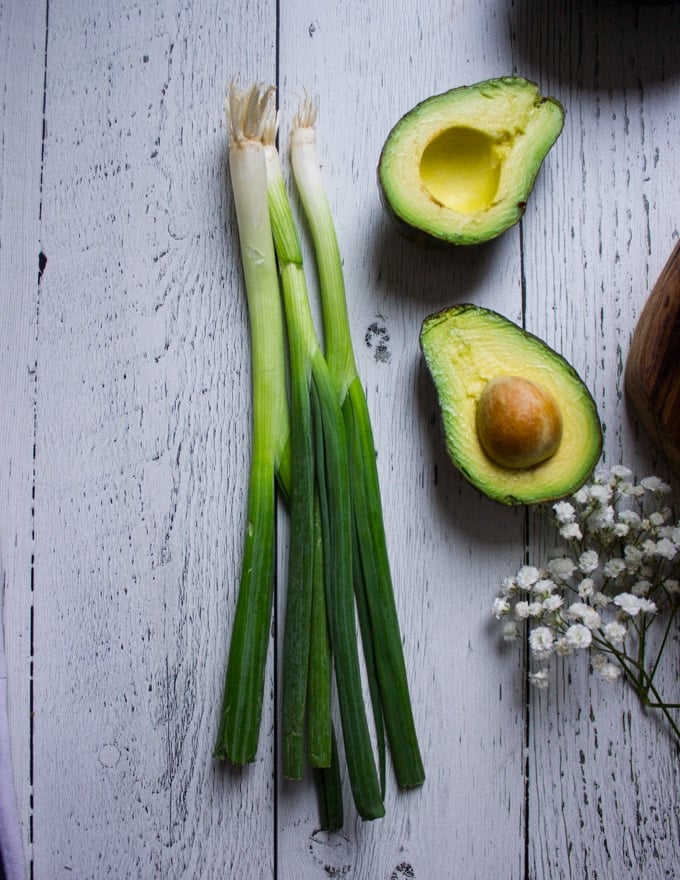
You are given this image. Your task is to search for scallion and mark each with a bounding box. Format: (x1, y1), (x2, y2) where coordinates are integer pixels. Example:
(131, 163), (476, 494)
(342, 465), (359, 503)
(213, 84), (290, 765)
(264, 130), (384, 819)
(290, 100), (425, 791)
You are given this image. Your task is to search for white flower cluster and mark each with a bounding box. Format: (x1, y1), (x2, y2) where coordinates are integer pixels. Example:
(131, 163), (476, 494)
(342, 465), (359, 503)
(492, 466), (679, 689)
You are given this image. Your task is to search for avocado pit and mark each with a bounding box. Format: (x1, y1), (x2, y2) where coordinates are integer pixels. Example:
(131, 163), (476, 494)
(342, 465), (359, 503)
(476, 375), (563, 470)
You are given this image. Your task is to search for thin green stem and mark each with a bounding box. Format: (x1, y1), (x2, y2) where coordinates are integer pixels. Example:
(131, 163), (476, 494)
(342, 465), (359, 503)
(266, 144), (317, 780)
(279, 266), (315, 779)
(647, 605), (678, 688)
(215, 455), (277, 762)
(310, 367), (385, 820)
(604, 639), (680, 742)
(344, 379), (424, 789)
(214, 85), (289, 763)
(307, 497), (332, 768)
(291, 109), (424, 792)
(266, 137), (382, 812)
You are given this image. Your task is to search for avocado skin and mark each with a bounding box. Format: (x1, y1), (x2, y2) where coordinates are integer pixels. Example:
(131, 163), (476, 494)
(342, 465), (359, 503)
(378, 77), (564, 247)
(377, 176), (447, 248)
(420, 304), (603, 505)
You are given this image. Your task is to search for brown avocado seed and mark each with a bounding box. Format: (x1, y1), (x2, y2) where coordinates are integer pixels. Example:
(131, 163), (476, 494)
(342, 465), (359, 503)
(476, 375), (563, 469)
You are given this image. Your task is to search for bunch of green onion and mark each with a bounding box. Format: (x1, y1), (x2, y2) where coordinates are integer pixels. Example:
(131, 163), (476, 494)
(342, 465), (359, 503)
(213, 82), (424, 825)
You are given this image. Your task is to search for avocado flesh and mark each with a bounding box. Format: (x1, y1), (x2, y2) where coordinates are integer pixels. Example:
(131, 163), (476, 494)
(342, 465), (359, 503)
(378, 77), (565, 246)
(420, 305), (603, 505)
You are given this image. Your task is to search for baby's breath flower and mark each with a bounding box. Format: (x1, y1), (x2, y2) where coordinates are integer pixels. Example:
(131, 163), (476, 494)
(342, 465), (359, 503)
(553, 501), (576, 523)
(603, 558), (626, 579)
(567, 602), (601, 630)
(529, 626), (555, 660)
(529, 669), (550, 689)
(578, 550), (599, 574)
(588, 505), (615, 530)
(619, 509), (642, 527)
(654, 538), (677, 561)
(516, 565), (540, 590)
(599, 662), (622, 682)
(543, 594), (564, 613)
(589, 484), (613, 505)
(631, 579), (652, 597)
(573, 486), (590, 505)
(565, 623), (592, 649)
(533, 578), (556, 597)
(582, 609), (602, 630)
(614, 593), (647, 617)
(546, 556), (577, 581)
(492, 466), (680, 742)
(492, 597), (510, 618)
(624, 544), (644, 572)
(602, 620), (627, 648)
(641, 538), (658, 558)
(560, 522), (583, 540)
(578, 578), (595, 598)
(641, 476), (672, 494)
(501, 576), (518, 596)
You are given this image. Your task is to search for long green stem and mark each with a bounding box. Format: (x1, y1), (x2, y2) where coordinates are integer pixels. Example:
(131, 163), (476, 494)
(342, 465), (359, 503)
(266, 138), (383, 816)
(307, 497), (332, 768)
(344, 377), (423, 787)
(604, 639), (680, 741)
(647, 605), (677, 689)
(214, 85), (290, 763)
(266, 142), (317, 780)
(311, 370), (385, 819)
(290, 103), (425, 790)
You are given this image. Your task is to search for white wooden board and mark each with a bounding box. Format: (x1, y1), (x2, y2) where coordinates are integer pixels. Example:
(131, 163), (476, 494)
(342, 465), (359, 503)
(0, 0), (678, 877)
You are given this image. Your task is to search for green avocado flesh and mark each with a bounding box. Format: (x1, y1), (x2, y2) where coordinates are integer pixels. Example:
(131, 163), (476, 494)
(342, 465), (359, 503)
(420, 305), (603, 505)
(378, 77), (565, 246)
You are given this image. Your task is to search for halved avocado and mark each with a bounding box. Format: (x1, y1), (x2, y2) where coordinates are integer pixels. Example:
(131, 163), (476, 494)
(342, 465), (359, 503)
(378, 77), (565, 246)
(420, 305), (602, 505)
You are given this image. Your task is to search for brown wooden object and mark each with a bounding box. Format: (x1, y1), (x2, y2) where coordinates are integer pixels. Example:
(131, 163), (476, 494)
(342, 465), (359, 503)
(625, 240), (680, 477)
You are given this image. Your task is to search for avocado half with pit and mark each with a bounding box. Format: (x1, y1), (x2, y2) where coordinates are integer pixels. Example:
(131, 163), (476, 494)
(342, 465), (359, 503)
(378, 77), (565, 246)
(420, 305), (602, 505)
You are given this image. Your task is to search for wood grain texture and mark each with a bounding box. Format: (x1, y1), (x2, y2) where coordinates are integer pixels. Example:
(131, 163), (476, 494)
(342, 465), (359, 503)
(0, 0), (678, 878)
(515, 1), (680, 878)
(0, 1), (47, 875)
(25, 0), (278, 877)
(276, 3), (529, 877)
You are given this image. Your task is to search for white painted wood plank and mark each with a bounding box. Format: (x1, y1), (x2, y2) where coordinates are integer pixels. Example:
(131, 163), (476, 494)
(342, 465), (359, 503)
(0, 2), (47, 877)
(516, 2), (680, 877)
(2, 0), (678, 877)
(274, 2), (531, 876)
(31, 1), (278, 876)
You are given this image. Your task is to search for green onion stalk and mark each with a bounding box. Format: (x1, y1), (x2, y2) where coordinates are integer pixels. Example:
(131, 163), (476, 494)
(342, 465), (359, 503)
(263, 124), (384, 820)
(290, 100), (425, 792)
(213, 84), (290, 764)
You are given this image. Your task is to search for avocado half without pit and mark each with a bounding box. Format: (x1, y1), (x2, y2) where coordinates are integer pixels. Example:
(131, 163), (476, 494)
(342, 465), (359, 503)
(420, 305), (603, 505)
(378, 77), (565, 246)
